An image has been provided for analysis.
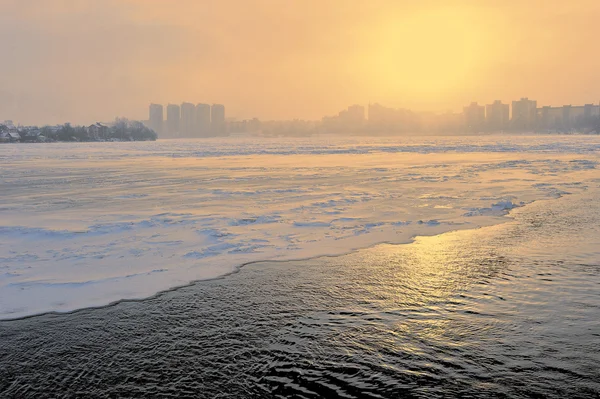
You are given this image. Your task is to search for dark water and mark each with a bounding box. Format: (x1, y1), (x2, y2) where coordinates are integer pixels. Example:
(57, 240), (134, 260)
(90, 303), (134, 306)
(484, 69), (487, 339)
(1, 193), (600, 398)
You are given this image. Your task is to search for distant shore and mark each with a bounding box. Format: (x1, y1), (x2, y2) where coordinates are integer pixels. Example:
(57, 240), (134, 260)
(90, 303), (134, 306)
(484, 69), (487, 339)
(0, 119), (157, 143)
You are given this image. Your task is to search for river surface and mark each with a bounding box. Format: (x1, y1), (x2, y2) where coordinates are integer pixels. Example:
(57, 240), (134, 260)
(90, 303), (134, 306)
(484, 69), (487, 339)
(1, 186), (599, 398)
(2, 135), (600, 320)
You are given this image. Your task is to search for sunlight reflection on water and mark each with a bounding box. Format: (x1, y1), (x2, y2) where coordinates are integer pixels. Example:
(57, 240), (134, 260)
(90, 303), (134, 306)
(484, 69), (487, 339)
(1, 190), (599, 398)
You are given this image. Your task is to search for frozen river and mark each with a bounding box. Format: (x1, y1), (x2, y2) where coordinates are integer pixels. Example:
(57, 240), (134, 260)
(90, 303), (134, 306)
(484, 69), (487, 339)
(1, 135), (600, 319)
(1, 165), (599, 398)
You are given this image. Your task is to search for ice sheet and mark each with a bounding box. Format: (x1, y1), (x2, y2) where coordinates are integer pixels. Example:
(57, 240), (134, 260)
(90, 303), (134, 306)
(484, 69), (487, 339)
(1, 135), (599, 319)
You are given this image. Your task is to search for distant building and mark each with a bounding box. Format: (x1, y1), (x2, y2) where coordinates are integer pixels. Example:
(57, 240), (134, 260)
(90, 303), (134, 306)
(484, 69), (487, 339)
(463, 102), (485, 132)
(180, 102), (195, 137)
(341, 105), (366, 129)
(228, 118), (262, 135)
(562, 105), (575, 130)
(19, 128), (43, 142)
(485, 100), (509, 131)
(148, 104), (163, 136)
(0, 132), (17, 142)
(195, 103), (211, 137)
(366, 103), (419, 132)
(511, 98), (537, 131)
(538, 106), (561, 130)
(261, 119), (317, 136)
(322, 104), (367, 133)
(536, 103), (600, 131)
(368, 103), (393, 126)
(583, 103), (600, 120)
(346, 105), (365, 125)
(247, 118), (261, 132)
(211, 104), (225, 136)
(166, 104), (180, 137)
(0, 128), (21, 142)
(561, 105), (586, 130)
(87, 122), (109, 140)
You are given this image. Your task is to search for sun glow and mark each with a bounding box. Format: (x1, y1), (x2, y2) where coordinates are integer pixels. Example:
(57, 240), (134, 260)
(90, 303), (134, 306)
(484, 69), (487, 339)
(367, 8), (485, 98)
(4, 0), (600, 123)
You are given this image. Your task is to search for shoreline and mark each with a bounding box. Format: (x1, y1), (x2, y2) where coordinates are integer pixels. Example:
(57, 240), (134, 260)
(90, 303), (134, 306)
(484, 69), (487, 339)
(0, 193), (550, 323)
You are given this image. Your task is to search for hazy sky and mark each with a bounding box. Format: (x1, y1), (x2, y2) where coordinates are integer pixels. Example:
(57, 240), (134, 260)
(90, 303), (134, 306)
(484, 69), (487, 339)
(2, 0), (600, 125)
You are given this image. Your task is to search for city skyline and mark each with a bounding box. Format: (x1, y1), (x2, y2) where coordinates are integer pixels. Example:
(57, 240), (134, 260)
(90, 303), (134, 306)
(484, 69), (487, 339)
(151, 97), (599, 122)
(5, 93), (600, 135)
(137, 96), (600, 137)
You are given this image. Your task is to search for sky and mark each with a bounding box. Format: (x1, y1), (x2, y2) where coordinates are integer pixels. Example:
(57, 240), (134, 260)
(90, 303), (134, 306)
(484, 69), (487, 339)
(2, 0), (600, 125)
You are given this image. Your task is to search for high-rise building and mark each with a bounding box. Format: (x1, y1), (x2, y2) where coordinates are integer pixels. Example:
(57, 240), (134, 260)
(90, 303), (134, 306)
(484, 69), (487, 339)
(583, 104), (597, 122)
(323, 105), (367, 133)
(562, 105), (574, 130)
(180, 102), (195, 137)
(195, 103), (211, 137)
(485, 100), (509, 131)
(511, 98), (537, 131)
(538, 106), (552, 130)
(346, 105), (366, 125)
(368, 103), (393, 125)
(537, 103), (600, 131)
(166, 104), (180, 137)
(148, 104), (163, 136)
(366, 103), (418, 132)
(211, 104), (225, 136)
(537, 106), (566, 130)
(463, 102), (485, 132)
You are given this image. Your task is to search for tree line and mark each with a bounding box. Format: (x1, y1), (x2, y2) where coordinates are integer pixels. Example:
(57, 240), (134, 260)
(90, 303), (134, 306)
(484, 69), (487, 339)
(0, 118), (157, 142)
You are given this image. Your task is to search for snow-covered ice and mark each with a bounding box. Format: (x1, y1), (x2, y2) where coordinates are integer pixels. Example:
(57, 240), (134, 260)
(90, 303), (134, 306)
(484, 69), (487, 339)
(1, 135), (600, 319)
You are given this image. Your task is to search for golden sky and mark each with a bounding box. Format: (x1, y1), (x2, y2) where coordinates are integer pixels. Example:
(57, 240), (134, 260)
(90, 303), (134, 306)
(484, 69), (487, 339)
(1, 0), (600, 124)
